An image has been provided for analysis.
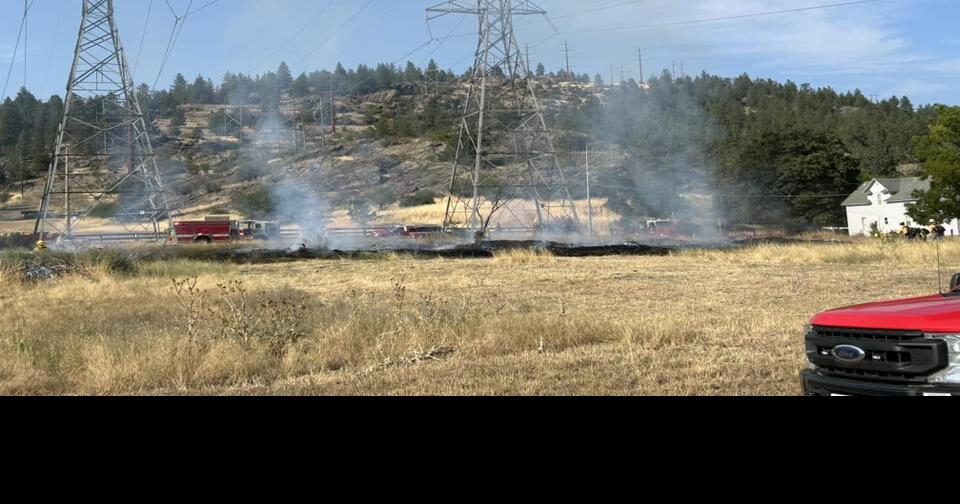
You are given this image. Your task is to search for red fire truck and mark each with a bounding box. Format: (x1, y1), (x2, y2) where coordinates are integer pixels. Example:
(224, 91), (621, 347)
(169, 216), (279, 244)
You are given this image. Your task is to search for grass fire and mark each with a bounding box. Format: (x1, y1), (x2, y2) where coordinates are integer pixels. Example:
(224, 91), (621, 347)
(2, 1), (960, 397)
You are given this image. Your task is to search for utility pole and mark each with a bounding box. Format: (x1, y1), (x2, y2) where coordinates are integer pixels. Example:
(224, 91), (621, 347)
(526, 44), (531, 75)
(563, 40), (572, 80)
(23, 0), (28, 90)
(317, 102), (326, 147)
(36, 0), (173, 242)
(427, 0), (580, 232)
(292, 109), (300, 154)
(638, 49), (644, 85)
(586, 145), (593, 236)
(64, 146), (70, 237)
(610, 64), (615, 85)
(619, 63), (625, 84)
(17, 144), (24, 200)
(329, 76), (337, 135)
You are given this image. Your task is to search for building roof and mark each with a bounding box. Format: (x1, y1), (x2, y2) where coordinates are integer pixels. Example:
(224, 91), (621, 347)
(842, 177), (930, 207)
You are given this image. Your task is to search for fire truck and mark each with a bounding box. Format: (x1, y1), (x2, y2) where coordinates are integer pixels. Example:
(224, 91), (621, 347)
(169, 216), (280, 244)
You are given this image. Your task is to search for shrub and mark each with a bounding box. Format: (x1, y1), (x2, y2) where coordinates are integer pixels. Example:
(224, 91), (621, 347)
(235, 162), (262, 182)
(172, 278), (310, 357)
(368, 186), (398, 211)
(400, 189), (440, 208)
(0, 233), (32, 250)
(235, 188), (274, 218)
(87, 201), (121, 219)
(203, 179), (223, 194)
(185, 160), (208, 176)
(0, 248), (135, 283)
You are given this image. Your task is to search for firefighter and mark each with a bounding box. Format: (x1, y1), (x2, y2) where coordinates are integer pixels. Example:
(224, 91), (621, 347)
(33, 240), (48, 253)
(898, 223), (910, 238)
(930, 222), (947, 240)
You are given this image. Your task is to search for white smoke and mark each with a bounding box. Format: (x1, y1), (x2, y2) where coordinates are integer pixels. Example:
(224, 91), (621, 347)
(269, 176), (330, 246)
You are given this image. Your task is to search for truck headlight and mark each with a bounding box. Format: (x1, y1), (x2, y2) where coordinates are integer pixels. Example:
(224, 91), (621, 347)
(925, 335), (960, 384)
(803, 325), (818, 370)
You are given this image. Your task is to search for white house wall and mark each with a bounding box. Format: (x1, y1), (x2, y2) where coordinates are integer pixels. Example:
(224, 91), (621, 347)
(846, 204), (960, 236)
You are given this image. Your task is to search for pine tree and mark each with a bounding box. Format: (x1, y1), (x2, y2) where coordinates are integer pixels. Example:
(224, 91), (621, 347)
(292, 73), (310, 97)
(404, 62), (423, 82)
(171, 74), (190, 105)
(277, 62), (294, 91)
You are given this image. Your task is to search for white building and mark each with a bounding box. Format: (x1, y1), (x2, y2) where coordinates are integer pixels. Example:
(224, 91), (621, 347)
(843, 177), (960, 237)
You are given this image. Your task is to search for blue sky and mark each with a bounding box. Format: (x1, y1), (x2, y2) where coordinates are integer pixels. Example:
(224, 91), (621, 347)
(2, 0), (958, 105)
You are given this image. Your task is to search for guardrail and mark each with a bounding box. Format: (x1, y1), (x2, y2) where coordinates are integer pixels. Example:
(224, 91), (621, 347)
(71, 233), (167, 243)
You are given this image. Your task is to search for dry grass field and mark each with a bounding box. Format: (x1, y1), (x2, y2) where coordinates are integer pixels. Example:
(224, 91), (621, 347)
(0, 240), (953, 396)
(376, 198), (619, 234)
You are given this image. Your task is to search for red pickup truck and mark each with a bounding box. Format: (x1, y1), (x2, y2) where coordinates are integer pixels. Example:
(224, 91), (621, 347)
(801, 275), (960, 396)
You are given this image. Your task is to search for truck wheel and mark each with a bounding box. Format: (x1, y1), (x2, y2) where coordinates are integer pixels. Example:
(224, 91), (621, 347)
(194, 237), (213, 245)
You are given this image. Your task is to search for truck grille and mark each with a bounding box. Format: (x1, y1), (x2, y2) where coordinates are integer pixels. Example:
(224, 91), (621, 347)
(812, 327), (924, 342)
(807, 326), (949, 384)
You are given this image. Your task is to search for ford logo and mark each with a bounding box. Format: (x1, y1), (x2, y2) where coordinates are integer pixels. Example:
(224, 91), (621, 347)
(832, 345), (867, 363)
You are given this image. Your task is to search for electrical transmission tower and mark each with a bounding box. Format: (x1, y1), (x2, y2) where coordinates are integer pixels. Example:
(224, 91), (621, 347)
(36, 0), (172, 243)
(427, 0), (579, 233)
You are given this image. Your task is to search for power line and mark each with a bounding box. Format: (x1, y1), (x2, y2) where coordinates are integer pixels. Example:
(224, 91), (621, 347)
(437, 0), (889, 44)
(133, 0), (155, 76)
(330, 8), (472, 98)
(425, 15), (466, 60)
(186, 0), (224, 16)
(545, 0), (656, 21)
(563, 0), (889, 35)
(293, 0), (375, 68)
(248, 0), (338, 74)
(339, 38), (435, 95)
(1, 0), (31, 100)
(151, 0), (196, 90)
(43, 0), (66, 88)
(162, 0), (178, 18)
(23, 0), (28, 91)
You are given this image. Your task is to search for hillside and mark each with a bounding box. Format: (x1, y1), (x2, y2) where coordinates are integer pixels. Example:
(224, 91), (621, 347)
(0, 64), (941, 235)
(1, 76), (622, 233)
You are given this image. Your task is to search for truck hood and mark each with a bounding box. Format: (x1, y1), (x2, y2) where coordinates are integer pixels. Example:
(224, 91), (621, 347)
(812, 294), (960, 333)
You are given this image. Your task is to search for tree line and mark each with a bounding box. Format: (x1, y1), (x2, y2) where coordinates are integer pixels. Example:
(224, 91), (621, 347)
(549, 71), (937, 227)
(2, 59), (953, 228)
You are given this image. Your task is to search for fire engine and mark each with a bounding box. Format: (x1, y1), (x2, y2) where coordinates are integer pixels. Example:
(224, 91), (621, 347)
(169, 216), (280, 244)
